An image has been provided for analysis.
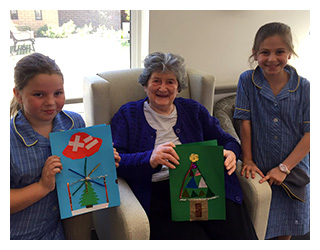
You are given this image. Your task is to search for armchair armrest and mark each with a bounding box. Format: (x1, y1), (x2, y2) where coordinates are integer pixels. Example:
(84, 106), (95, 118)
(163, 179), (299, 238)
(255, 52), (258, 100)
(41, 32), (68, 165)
(235, 161), (272, 240)
(213, 94), (240, 142)
(92, 178), (150, 240)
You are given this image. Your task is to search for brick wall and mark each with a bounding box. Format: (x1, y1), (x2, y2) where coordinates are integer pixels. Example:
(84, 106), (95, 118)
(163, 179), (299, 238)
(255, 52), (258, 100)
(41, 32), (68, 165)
(10, 10), (123, 32)
(11, 10), (59, 31)
(58, 10), (121, 30)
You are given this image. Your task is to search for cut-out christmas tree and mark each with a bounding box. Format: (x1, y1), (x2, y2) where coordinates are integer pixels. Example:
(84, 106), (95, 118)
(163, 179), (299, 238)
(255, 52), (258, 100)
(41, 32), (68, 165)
(80, 182), (99, 207)
(179, 153), (218, 201)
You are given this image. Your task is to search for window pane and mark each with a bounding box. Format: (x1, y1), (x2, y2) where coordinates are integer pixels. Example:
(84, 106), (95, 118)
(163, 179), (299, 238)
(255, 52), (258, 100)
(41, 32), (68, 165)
(10, 10), (18, 20)
(34, 10), (42, 20)
(10, 10), (131, 102)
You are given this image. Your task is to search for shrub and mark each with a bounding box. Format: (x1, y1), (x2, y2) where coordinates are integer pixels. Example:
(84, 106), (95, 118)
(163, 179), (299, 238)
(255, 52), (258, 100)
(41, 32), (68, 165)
(42, 20), (76, 38)
(76, 23), (94, 37)
(35, 25), (48, 37)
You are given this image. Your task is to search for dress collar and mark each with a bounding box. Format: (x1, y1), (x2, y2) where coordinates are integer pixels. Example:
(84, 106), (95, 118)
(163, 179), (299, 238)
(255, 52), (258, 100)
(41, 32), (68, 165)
(12, 110), (75, 147)
(252, 65), (300, 93)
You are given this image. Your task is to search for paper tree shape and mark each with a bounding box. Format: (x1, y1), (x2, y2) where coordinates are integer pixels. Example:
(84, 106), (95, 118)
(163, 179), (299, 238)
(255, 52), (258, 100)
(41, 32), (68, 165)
(80, 182), (99, 207)
(179, 153), (218, 201)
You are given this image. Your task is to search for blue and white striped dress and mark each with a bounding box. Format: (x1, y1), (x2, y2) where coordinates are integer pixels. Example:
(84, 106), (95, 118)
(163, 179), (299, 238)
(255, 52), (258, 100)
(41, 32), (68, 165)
(233, 65), (310, 239)
(10, 110), (85, 239)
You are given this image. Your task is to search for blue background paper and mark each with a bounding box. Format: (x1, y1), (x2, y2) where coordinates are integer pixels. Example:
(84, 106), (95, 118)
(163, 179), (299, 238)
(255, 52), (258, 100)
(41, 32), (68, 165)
(50, 124), (120, 219)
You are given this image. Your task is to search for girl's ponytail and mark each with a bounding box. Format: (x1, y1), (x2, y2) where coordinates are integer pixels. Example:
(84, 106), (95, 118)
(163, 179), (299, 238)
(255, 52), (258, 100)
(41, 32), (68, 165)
(10, 96), (21, 118)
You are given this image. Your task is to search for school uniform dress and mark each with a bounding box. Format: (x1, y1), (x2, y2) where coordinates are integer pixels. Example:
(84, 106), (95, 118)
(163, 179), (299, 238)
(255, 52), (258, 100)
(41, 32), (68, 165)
(234, 65), (310, 239)
(10, 110), (85, 240)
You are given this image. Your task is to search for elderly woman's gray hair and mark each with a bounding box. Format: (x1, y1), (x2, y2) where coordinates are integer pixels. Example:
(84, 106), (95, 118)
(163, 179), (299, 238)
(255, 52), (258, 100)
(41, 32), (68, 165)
(138, 52), (187, 92)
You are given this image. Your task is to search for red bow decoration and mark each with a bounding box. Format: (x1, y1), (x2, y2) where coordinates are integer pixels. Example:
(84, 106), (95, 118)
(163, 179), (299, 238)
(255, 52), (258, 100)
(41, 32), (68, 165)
(63, 132), (102, 160)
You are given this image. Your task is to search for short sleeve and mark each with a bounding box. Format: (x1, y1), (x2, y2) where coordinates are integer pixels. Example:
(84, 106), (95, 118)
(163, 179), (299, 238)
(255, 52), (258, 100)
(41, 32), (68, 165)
(233, 73), (251, 120)
(74, 114), (86, 129)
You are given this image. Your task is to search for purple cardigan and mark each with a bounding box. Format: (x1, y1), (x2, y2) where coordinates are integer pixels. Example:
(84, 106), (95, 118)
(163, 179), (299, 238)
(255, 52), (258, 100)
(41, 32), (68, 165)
(111, 97), (243, 214)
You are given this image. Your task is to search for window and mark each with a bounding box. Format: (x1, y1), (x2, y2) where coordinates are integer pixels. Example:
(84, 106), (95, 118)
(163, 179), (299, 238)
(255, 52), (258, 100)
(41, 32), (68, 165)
(34, 10), (42, 20)
(10, 10), (18, 20)
(9, 10), (149, 117)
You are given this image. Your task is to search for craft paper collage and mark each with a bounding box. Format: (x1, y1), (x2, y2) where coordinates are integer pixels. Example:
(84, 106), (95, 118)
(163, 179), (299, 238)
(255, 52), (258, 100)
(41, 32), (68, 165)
(50, 124), (120, 219)
(169, 140), (225, 222)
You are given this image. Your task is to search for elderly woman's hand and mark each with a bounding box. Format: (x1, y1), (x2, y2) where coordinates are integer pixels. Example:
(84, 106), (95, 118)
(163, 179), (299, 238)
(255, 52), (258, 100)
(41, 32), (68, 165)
(150, 142), (180, 169)
(223, 149), (237, 175)
(113, 147), (121, 168)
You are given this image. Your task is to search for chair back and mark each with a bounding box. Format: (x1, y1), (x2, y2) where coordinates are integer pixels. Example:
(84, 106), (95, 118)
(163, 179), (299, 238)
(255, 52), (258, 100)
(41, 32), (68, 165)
(83, 68), (215, 126)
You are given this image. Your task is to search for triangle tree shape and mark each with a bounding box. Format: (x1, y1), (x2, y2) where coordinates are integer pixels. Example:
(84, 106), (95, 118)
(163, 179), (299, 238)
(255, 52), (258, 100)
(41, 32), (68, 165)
(182, 189), (190, 198)
(198, 177), (208, 188)
(195, 170), (201, 176)
(179, 153), (216, 200)
(198, 190), (206, 196)
(191, 190), (198, 198)
(186, 177), (198, 189)
(206, 188), (216, 198)
(189, 170), (194, 177)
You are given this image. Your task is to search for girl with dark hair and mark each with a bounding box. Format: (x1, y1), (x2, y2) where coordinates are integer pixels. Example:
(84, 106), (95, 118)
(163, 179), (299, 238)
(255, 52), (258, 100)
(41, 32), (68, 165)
(234, 22), (310, 240)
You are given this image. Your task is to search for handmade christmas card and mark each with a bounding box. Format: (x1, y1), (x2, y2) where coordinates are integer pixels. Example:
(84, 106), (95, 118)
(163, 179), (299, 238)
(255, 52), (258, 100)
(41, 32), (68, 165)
(50, 124), (120, 219)
(169, 140), (225, 221)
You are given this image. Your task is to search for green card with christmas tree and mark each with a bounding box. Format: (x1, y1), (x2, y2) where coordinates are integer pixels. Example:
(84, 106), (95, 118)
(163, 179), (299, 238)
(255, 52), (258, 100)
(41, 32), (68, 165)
(169, 140), (225, 221)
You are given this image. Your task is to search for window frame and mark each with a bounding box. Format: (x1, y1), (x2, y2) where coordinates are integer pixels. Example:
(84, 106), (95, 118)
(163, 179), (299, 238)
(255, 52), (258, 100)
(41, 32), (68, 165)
(64, 10), (149, 106)
(130, 10), (149, 69)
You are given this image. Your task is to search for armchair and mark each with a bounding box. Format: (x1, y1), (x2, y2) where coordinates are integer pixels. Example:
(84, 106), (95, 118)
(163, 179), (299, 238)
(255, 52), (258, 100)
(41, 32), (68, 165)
(213, 94), (272, 240)
(83, 68), (215, 239)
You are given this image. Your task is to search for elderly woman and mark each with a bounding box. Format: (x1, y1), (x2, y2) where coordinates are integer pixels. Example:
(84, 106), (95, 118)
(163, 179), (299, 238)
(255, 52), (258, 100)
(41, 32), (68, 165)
(111, 52), (257, 240)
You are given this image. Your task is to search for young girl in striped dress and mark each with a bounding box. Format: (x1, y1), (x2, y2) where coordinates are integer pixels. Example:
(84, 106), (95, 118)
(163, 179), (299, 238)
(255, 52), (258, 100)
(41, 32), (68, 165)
(234, 22), (310, 240)
(10, 53), (121, 239)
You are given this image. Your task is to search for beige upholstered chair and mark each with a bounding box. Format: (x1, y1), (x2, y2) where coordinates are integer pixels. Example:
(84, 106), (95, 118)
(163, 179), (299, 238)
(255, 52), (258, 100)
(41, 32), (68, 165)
(83, 68), (215, 240)
(214, 94), (272, 240)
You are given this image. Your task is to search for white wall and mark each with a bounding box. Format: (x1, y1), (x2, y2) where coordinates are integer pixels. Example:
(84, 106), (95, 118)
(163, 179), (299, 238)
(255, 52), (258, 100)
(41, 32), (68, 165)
(149, 10), (310, 86)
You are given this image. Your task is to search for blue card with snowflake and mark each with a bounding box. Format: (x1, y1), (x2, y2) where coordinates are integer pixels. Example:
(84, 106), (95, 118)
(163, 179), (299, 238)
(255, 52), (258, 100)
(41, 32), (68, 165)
(50, 124), (120, 219)
(169, 140), (225, 221)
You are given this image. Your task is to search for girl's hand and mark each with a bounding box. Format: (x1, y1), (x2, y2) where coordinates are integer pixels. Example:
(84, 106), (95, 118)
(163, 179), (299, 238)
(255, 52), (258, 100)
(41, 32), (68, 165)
(259, 167), (287, 185)
(38, 155), (63, 193)
(150, 142), (180, 169)
(223, 149), (237, 175)
(113, 147), (121, 168)
(241, 160), (265, 179)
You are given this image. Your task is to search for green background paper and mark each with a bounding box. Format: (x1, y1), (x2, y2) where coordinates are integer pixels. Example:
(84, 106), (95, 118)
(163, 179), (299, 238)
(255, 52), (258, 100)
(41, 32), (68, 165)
(169, 140), (226, 221)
